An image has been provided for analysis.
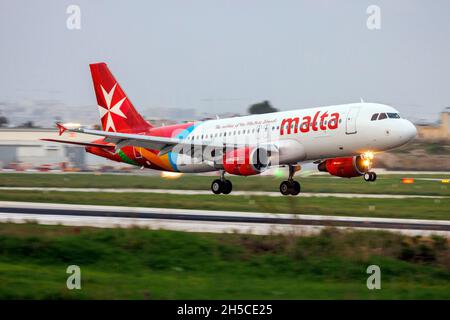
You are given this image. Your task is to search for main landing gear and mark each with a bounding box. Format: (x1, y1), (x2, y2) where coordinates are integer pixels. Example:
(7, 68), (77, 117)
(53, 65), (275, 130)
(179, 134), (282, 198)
(280, 165), (301, 196)
(211, 170), (233, 194)
(363, 171), (377, 182)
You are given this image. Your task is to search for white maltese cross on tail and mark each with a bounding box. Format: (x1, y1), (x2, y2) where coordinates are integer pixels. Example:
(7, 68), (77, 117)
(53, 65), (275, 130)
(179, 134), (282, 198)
(98, 83), (127, 132)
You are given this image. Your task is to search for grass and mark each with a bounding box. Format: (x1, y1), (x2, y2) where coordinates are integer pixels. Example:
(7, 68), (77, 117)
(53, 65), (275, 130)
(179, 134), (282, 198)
(0, 223), (449, 299)
(0, 173), (449, 196)
(0, 190), (449, 220)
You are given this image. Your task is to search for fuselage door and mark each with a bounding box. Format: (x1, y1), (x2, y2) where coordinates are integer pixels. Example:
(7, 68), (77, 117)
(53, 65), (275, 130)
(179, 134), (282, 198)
(345, 106), (360, 134)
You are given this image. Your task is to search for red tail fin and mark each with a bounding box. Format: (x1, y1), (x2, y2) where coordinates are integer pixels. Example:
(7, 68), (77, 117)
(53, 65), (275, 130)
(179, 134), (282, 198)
(89, 63), (152, 133)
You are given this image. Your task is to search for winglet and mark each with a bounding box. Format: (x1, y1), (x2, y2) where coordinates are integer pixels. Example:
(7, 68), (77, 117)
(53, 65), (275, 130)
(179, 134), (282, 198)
(56, 123), (67, 136)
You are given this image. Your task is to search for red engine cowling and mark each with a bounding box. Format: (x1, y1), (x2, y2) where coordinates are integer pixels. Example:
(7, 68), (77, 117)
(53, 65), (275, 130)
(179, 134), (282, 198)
(317, 156), (369, 178)
(223, 147), (269, 176)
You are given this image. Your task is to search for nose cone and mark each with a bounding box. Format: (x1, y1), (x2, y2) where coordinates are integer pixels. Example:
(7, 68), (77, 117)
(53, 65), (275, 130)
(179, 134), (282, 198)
(404, 120), (417, 141)
(399, 120), (417, 144)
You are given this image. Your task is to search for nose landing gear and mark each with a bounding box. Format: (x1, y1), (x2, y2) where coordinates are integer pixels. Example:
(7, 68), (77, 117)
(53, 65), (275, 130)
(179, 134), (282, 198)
(211, 170), (233, 194)
(363, 171), (377, 182)
(280, 165), (301, 196)
(361, 152), (377, 182)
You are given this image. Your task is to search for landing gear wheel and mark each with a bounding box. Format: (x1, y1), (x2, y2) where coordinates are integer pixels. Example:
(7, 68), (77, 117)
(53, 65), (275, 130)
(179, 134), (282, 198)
(280, 181), (291, 196)
(279, 180), (301, 195)
(211, 179), (223, 194)
(290, 181), (301, 195)
(222, 180), (232, 194)
(279, 164), (302, 195)
(364, 172), (377, 182)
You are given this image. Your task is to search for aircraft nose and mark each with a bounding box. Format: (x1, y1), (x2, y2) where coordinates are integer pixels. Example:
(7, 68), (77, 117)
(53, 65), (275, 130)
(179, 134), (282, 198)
(401, 120), (417, 142)
(405, 120), (417, 141)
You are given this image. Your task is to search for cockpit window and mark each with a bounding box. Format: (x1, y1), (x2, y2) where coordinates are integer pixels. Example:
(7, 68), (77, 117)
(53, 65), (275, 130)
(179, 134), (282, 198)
(378, 113), (387, 120)
(387, 113), (400, 119)
(371, 113), (379, 121)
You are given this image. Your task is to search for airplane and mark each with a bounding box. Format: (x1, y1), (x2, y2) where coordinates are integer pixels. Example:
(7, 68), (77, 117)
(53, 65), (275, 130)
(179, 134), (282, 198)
(42, 62), (417, 195)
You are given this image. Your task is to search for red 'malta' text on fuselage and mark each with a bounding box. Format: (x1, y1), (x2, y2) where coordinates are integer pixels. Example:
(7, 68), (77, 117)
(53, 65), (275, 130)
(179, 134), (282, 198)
(280, 111), (340, 135)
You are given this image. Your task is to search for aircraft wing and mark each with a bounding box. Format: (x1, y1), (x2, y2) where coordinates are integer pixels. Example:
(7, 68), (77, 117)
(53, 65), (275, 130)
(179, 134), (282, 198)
(56, 123), (279, 156)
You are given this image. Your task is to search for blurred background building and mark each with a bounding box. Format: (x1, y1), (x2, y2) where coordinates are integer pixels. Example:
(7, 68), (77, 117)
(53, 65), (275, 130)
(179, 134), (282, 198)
(416, 108), (450, 141)
(0, 128), (107, 171)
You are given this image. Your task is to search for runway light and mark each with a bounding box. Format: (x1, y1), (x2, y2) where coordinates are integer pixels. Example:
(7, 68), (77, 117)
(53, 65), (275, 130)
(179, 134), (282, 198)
(161, 171), (183, 179)
(402, 178), (414, 184)
(442, 179), (449, 184)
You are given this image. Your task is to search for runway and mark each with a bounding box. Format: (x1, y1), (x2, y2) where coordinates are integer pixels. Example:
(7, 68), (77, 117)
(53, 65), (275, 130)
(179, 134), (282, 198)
(0, 187), (446, 199)
(0, 201), (449, 237)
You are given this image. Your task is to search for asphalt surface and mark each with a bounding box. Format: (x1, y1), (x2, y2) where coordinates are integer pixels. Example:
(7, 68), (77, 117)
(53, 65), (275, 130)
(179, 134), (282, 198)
(0, 201), (449, 236)
(0, 187), (446, 199)
(1, 205), (449, 231)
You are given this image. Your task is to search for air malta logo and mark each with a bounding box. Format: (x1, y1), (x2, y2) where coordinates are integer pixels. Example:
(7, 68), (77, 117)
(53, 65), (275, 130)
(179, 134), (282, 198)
(280, 111), (340, 135)
(98, 83), (127, 132)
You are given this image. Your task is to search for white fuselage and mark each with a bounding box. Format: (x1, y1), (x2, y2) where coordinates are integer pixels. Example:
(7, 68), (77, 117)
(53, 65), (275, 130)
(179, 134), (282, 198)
(174, 102), (417, 172)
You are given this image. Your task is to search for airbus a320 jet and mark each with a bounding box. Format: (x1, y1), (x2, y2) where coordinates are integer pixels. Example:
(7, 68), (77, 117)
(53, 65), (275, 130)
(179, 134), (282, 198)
(43, 63), (417, 195)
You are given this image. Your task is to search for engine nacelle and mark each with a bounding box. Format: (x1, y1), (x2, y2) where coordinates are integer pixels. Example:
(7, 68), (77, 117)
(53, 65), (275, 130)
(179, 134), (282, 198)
(317, 156), (370, 178)
(223, 147), (269, 176)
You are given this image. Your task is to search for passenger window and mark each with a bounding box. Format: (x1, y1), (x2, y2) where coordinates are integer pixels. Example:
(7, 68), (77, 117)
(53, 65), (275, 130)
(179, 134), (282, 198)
(378, 113), (387, 120)
(387, 113), (400, 119)
(371, 113), (378, 121)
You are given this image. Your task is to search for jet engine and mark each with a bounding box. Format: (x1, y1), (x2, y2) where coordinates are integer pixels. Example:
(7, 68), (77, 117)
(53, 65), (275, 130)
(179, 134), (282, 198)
(223, 147), (270, 176)
(317, 156), (371, 178)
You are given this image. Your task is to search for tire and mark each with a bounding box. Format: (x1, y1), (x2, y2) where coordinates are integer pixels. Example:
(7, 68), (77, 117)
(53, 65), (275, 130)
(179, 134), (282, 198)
(222, 180), (232, 194)
(280, 181), (291, 196)
(211, 179), (223, 194)
(363, 172), (371, 182)
(370, 172), (377, 182)
(290, 181), (301, 195)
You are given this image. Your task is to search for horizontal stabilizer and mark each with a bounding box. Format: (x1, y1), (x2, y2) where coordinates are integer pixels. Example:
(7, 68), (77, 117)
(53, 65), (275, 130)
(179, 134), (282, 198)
(40, 138), (115, 149)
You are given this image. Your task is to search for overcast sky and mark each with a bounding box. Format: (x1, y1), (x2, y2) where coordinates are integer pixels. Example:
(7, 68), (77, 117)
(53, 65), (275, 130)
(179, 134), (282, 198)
(0, 0), (449, 123)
